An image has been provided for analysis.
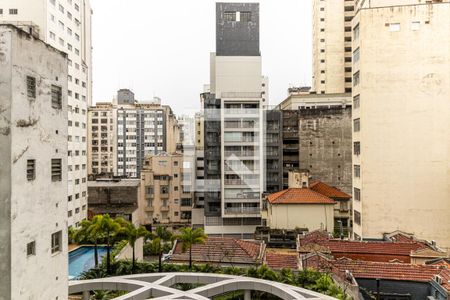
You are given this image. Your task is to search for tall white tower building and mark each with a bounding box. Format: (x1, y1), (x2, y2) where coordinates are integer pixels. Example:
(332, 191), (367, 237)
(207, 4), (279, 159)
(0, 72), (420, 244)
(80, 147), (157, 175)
(0, 24), (69, 299)
(0, 0), (93, 228)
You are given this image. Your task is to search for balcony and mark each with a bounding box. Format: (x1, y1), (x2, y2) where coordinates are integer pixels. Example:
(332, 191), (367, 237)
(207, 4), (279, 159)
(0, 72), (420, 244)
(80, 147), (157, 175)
(160, 193), (169, 199)
(160, 206), (169, 212)
(283, 144), (299, 152)
(283, 131), (299, 140)
(224, 179), (259, 186)
(145, 206), (154, 212)
(224, 206), (261, 215)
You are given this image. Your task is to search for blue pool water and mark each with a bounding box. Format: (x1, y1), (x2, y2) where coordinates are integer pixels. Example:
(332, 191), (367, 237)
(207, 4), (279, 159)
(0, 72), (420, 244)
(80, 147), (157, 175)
(69, 246), (108, 279)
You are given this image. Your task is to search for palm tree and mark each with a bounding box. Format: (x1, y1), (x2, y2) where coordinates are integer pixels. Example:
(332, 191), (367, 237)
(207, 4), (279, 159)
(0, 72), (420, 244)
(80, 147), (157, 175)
(148, 226), (173, 272)
(73, 219), (103, 268)
(120, 221), (148, 272)
(91, 214), (122, 274)
(176, 227), (207, 270)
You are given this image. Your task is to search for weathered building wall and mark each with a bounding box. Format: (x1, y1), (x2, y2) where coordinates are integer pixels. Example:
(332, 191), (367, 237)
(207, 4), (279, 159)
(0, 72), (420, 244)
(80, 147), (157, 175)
(298, 106), (353, 195)
(352, 2), (450, 249)
(0, 25), (68, 299)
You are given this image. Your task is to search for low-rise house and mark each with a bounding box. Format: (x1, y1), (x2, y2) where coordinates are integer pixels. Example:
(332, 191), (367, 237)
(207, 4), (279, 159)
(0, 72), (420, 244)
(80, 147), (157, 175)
(305, 255), (450, 300)
(169, 237), (264, 268)
(298, 230), (447, 264)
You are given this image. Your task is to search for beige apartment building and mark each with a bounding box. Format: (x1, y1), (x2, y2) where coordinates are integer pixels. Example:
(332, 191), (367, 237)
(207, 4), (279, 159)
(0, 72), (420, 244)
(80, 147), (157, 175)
(312, 0), (355, 94)
(88, 102), (116, 176)
(140, 153), (193, 226)
(351, 0), (450, 249)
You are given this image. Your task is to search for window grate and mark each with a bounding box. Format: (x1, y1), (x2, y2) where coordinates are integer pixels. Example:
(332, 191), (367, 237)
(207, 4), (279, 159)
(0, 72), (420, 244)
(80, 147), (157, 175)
(27, 159), (36, 181)
(51, 85), (62, 109)
(51, 159), (62, 181)
(27, 76), (36, 99)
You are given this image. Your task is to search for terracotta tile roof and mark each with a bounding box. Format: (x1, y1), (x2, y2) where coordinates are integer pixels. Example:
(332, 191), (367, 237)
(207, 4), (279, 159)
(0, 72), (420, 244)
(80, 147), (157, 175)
(267, 188), (336, 205)
(332, 259), (443, 283)
(438, 268), (450, 291)
(171, 237), (261, 265)
(265, 252), (299, 270)
(320, 240), (429, 256)
(387, 232), (416, 243)
(298, 230), (331, 246)
(309, 181), (351, 199)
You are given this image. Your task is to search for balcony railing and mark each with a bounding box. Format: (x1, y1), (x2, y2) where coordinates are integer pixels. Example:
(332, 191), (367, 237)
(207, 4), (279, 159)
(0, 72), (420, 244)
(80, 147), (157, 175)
(224, 179), (259, 185)
(224, 206), (260, 215)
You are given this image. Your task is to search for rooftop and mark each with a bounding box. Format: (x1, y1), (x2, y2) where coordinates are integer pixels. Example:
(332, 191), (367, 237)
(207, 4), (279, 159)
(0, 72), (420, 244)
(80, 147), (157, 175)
(171, 237), (262, 265)
(87, 179), (140, 188)
(267, 188), (336, 205)
(309, 181), (351, 199)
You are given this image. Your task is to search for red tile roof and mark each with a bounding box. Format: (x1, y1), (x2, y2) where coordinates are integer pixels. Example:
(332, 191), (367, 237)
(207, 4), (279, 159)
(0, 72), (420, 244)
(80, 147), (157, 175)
(333, 259), (443, 283)
(320, 240), (428, 256)
(309, 181), (351, 199)
(267, 188), (336, 205)
(171, 237), (261, 265)
(265, 252), (299, 270)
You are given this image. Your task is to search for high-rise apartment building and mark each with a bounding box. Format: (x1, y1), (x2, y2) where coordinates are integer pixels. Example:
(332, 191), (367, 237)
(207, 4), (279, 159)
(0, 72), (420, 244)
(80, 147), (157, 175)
(0, 0), (93, 228)
(202, 3), (265, 237)
(0, 25), (68, 299)
(88, 102), (116, 176)
(351, 0), (450, 249)
(88, 89), (180, 178)
(312, 0), (355, 94)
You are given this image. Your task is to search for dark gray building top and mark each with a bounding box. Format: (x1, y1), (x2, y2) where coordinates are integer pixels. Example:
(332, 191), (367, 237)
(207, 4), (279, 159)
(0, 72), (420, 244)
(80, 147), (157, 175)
(216, 2), (260, 56)
(117, 89), (135, 104)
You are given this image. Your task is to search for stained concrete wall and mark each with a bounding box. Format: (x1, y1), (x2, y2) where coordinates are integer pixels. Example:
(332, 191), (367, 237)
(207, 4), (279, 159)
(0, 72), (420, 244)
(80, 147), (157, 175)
(0, 25), (68, 299)
(299, 106), (353, 195)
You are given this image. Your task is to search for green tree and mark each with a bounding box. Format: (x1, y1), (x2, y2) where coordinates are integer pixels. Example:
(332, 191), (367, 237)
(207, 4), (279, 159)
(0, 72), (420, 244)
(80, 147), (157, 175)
(73, 219), (103, 268)
(91, 214), (122, 274)
(147, 226), (173, 272)
(119, 221), (148, 272)
(176, 227), (207, 270)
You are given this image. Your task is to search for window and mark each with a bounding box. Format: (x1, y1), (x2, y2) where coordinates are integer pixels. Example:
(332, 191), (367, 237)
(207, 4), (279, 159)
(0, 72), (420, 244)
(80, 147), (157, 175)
(354, 141), (361, 155)
(58, 21), (64, 30)
(75, 207), (80, 214)
(353, 118), (360, 132)
(59, 4), (64, 13)
(51, 85), (62, 109)
(353, 47), (360, 63)
(354, 210), (361, 225)
(68, 195), (72, 202)
(27, 76), (36, 98)
(224, 11), (236, 22)
(240, 11), (251, 22)
(353, 71), (360, 86)
(75, 33), (80, 41)
(9, 9), (18, 15)
(68, 210), (72, 217)
(27, 159), (36, 181)
(50, 0), (56, 5)
(74, 3), (79, 11)
(353, 23), (360, 40)
(51, 231), (62, 254)
(354, 165), (361, 178)
(27, 241), (36, 256)
(353, 94), (360, 109)
(354, 188), (361, 201)
(160, 185), (169, 194)
(389, 23), (400, 32)
(411, 21), (420, 31)
(51, 159), (62, 181)
(174, 186), (178, 191)
(0, 9), (3, 14)
(49, 31), (56, 40)
(58, 38), (64, 46)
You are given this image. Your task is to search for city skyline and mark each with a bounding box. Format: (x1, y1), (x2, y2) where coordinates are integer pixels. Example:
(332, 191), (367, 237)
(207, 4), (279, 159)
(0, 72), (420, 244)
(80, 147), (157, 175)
(90, 0), (312, 114)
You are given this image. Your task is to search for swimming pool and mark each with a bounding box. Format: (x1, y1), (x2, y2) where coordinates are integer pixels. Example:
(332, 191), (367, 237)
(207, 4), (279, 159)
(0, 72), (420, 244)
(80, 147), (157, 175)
(69, 245), (108, 279)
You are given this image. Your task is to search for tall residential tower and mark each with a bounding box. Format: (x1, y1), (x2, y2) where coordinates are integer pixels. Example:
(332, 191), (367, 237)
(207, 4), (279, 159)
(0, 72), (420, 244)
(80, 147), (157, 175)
(0, 0), (93, 228)
(203, 3), (265, 237)
(351, 0), (450, 249)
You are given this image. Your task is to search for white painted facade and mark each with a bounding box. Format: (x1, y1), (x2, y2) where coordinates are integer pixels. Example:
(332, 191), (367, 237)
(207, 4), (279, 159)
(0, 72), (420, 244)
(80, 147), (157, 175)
(351, 1), (450, 250)
(0, 25), (68, 299)
(0, 0), (93, 228)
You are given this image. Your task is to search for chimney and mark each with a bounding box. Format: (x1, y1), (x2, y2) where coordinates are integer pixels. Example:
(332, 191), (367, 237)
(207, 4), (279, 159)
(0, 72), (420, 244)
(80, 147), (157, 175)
(288, 169), (310, 188)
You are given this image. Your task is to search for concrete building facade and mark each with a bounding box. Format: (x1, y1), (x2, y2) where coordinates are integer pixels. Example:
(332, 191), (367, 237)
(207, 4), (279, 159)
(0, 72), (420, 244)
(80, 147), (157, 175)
(351, 1), (450, 249)
(87, 90), (180, 179)
(312, 0), (355, 94)
(0, 25), (68, 299)
(0, 0), (93, 228)
(140, 153), (193, 226)
(202, 3), (266, 237)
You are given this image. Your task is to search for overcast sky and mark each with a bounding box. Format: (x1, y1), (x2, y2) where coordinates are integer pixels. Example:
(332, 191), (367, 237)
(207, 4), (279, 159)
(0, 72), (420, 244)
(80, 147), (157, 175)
(91, 0), (312, 115)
